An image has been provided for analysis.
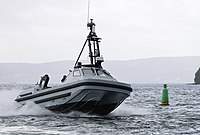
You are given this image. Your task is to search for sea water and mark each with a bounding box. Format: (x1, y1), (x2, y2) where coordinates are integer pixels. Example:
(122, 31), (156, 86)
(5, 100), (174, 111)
(0, 84), (200, 134)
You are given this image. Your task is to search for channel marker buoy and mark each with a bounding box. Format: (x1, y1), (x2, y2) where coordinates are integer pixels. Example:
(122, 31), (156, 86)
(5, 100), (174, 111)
(160, 84), (169, 105)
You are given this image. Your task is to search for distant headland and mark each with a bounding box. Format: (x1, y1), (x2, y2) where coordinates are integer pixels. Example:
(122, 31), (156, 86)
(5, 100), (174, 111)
(0, 56), (200, 84)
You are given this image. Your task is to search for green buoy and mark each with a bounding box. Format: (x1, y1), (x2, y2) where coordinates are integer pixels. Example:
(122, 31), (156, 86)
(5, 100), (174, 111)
(160, 84), (169, 105)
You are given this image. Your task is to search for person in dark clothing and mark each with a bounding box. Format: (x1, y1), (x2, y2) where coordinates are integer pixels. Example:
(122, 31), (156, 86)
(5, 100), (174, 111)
(39, 74), (50, 88)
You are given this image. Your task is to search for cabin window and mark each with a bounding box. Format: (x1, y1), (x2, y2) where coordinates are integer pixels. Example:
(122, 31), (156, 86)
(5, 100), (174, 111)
(73, 70), (81, 76)
(82, 69), (96, 76)
(96, 69), (112, 78)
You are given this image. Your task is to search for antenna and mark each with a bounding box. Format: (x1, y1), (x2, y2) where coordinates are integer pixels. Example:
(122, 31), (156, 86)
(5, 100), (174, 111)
(87, 0), (91, 24)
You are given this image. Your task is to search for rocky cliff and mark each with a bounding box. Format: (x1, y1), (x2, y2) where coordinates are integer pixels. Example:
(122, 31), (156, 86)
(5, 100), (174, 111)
(194, 68), (200, 84)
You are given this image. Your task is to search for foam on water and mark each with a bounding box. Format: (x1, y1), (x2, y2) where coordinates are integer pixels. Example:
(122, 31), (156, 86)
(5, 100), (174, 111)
(110, 103), (152, 117)
(0, 87), (52, 116)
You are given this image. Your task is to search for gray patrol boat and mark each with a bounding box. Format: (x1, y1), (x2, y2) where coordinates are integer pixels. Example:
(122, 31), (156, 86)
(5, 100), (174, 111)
(15, 19), (132, 115)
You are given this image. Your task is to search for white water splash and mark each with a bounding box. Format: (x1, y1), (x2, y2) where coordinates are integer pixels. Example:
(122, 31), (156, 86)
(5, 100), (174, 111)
(0, 89), (52, 116)
(110, 103), (152, 116)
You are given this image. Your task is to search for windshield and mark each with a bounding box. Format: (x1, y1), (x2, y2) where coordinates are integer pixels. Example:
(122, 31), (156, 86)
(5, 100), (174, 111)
(73, 70), (81, 77)
(96, 69), (112, 78)
(82, 68), (96, 76)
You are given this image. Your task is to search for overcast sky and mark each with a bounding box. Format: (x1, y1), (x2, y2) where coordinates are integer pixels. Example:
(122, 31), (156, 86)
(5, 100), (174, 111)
(0, 0), (200, 63)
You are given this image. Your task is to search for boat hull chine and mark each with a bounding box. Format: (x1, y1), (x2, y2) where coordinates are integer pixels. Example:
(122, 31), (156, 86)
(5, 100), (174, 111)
(47, 90), (128, 115)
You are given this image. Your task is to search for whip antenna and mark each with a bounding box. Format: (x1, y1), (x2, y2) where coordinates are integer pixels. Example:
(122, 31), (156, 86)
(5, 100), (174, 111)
(87, 0), (90, 23)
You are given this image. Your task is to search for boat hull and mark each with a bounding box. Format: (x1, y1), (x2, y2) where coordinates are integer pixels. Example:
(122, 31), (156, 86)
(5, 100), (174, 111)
(48, 89), (128, 115)
(15, 79), (132, 115)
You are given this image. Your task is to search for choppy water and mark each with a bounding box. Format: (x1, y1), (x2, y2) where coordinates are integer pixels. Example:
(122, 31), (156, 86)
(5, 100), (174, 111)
(0, 84), (200, 134)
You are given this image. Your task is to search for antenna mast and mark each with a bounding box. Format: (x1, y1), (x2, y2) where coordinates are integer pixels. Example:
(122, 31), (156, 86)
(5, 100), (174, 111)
(74, 0), (104, 68)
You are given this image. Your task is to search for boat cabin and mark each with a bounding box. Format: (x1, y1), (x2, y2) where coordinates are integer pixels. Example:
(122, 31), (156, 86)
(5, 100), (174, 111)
(62, 66), (116, 83)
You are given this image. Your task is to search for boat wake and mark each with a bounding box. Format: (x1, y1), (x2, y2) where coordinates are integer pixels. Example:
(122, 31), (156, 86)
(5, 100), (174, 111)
(0, 89), (52, 117)
(110, 103), (152, 117)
